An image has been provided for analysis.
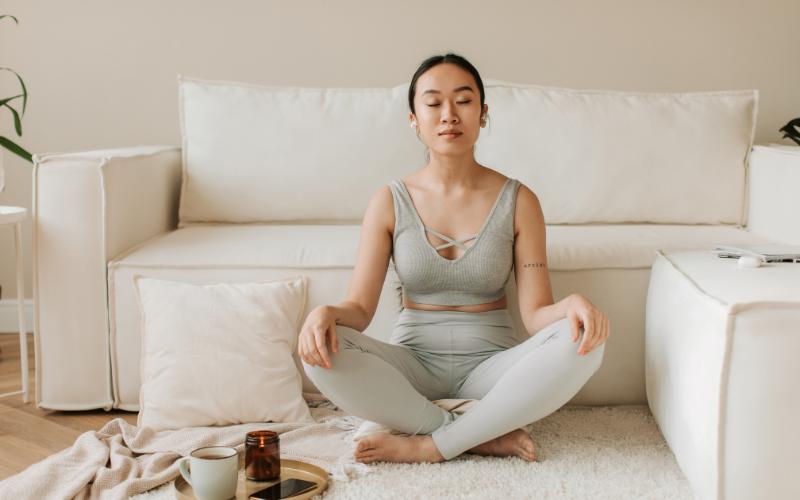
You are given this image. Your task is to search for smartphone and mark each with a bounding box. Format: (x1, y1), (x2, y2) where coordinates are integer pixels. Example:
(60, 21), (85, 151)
(249, 478), (317, 499)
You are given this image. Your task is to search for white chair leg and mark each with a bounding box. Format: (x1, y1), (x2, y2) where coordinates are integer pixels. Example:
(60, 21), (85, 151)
(15, 221), (28, 403)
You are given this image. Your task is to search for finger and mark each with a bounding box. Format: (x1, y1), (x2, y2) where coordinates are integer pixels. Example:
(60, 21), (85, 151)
(578, 312), (593, 355)
(588, 312), (600, 352)
(302, 336), (319, 367)
(307, 340), (324, 367)
(585, 314), (605, 355)
(587, 312), (599, 354)
(299, 336), (314, 367)
(304, 334), (324, 367)
(315, 329), (332, 368)
(568, 313), (582, 343)
(329, 323), (339, 354)
(300, 333), (313, 358)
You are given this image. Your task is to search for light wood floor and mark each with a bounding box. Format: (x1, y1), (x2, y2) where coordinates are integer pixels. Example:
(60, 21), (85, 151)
(0, 334), (137, 481)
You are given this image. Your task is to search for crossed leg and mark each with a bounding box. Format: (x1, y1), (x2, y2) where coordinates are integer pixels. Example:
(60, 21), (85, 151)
(303, 317), (604, 463)
(302, 326), (455, 436)
(431, 317), (605, 459)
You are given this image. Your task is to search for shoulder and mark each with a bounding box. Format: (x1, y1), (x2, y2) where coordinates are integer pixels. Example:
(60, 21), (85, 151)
(515, 181), (540, 209)
(513, 181), (545, 234)
(480, 167), (510, 187)
(362, 184), (396, 235)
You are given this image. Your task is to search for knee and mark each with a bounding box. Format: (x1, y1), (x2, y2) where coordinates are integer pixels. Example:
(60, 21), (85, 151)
(333, 326), (363, 351)
(302, 355), (343, 389)
(301, 326), (359, 382)
(551, 318), (605, 374)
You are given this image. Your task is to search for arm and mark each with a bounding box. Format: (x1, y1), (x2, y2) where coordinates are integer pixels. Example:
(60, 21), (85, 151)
(512, 184), (561, 335)
(513, 184), (608, 355)
(746, 145), (800, 244)
(298, 185), (394, 368)
(32, 145), (181, 409)
(328, 185), (394, 332)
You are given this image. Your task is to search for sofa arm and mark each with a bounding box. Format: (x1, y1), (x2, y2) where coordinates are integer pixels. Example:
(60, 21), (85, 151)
(32, 145), (181, 410)
(746, 144), (800, 244)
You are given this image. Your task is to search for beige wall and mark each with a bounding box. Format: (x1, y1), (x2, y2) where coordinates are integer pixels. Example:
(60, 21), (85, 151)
(1, 0), (798, 299)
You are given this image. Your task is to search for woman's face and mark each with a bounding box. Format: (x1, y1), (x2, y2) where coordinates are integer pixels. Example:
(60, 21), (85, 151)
(410, 63), (487, 157)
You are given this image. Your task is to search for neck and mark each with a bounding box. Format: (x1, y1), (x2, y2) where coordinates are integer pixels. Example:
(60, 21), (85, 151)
(424, 150), (484, 191)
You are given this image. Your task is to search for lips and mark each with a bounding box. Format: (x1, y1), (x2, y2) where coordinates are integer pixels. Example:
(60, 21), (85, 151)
(439, 131), (462, 137)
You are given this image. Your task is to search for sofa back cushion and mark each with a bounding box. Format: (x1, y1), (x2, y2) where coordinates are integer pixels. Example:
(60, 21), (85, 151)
(178, 76), (421, 226)
(178, 76), (757, 225)
(478, 81), (757, 224)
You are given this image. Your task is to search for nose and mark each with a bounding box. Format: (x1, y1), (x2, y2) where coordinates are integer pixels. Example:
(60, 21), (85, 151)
(440, 102), (460, 124)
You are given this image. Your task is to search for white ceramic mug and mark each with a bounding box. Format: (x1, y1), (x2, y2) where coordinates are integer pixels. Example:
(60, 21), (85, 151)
(178, 446), (239, 500)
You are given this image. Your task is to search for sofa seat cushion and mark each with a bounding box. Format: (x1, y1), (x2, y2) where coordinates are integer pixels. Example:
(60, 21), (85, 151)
(545, 224), (772, 270)
(115, 223), (770, 271)
(107, 223), (771, 410)
(116, 224), (363, 268)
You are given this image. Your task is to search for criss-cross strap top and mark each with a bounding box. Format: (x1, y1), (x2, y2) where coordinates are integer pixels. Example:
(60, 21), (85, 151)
(424, 226), (479, 251)
(388, 177), (521, 306)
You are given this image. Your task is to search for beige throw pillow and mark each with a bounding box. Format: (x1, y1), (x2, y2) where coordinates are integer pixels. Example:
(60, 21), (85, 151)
(133, 275), (314, 431)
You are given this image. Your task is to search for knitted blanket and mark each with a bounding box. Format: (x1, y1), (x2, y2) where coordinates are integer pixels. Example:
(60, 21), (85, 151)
(0, 395), (475, 500)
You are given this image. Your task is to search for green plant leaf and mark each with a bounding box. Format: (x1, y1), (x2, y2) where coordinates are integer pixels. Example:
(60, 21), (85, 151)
(0, 94), (23, 107)
(0, 135), (33, 163)
(0, 68), (28, 114)
(1, 102), (22, 135)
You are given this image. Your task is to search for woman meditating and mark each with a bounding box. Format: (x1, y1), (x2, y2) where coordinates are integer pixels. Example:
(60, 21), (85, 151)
(299, 53), (609, 464)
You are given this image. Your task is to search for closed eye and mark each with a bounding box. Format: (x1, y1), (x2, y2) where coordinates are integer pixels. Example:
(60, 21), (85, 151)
(426, 101), (472, 107)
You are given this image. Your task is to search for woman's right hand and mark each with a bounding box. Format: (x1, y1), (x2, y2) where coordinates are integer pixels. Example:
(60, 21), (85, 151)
(298, 305), (339, 369)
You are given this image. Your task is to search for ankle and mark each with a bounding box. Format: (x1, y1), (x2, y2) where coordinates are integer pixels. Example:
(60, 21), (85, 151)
(419, 435), (445, 462)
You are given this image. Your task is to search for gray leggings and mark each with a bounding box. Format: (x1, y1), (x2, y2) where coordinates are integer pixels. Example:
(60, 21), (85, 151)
(303, 308), (604, 460)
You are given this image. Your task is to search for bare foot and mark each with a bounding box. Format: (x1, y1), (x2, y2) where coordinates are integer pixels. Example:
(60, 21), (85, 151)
(468, 428), (536, 461)
(354, 433), (445, 464)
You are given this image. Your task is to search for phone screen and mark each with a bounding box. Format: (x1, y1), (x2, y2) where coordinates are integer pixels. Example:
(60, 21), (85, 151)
(249, 478), (317, 499)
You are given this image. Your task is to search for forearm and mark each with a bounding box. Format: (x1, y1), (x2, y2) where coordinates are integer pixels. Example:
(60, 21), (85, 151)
(327, 301), (370, 332)
(520, 295), (574, 336)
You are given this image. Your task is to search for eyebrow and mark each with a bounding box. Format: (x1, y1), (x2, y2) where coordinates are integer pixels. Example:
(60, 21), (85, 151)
(421, 85), (475, 96)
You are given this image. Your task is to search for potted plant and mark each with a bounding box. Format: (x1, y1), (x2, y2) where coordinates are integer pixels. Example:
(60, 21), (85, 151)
(780, 118), (800, 146)
(1, 14), (32, 193)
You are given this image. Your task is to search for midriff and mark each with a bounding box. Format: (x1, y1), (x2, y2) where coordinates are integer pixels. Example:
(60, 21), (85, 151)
(402, 294), (508, 313)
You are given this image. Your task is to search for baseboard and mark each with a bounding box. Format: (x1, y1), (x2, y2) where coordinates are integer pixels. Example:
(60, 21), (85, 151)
(0, 299), (34, 334)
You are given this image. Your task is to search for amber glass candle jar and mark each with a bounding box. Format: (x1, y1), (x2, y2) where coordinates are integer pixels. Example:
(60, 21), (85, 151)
(245, 430), (280, 481)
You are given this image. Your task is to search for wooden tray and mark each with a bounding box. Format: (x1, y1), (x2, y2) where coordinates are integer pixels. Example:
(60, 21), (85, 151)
(174, 459), (329, 499)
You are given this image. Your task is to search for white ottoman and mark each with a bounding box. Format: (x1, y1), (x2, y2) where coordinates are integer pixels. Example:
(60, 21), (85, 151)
(646, 250), (800, 500)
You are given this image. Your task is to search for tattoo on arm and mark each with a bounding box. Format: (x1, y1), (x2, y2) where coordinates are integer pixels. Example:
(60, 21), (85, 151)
(523, 262), (546, 269)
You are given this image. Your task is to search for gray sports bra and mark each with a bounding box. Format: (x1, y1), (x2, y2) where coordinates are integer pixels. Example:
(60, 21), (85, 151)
(388, 177), (521, 306)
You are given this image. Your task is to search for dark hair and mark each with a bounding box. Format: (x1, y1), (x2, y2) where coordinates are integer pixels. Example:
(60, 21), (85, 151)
(408, 53), (485, 115)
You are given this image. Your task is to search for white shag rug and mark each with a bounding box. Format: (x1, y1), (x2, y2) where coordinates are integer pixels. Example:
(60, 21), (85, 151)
(131, 405), (693, 500)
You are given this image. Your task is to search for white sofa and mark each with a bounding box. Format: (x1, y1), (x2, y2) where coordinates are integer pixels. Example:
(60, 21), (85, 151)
(646, 248), (800, 500)
(31, 76), (791, 412)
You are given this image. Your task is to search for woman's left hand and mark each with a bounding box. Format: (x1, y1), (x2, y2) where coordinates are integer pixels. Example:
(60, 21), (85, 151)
(565, 294), (609, 356)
